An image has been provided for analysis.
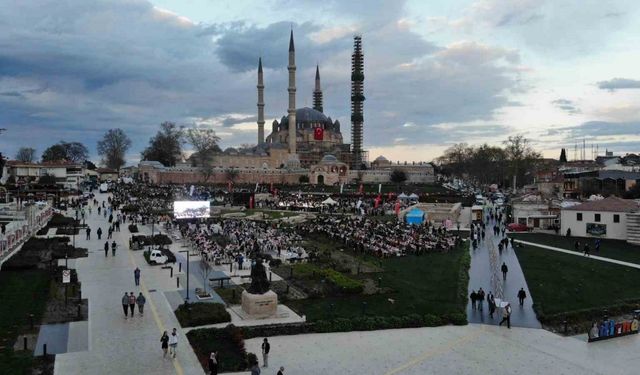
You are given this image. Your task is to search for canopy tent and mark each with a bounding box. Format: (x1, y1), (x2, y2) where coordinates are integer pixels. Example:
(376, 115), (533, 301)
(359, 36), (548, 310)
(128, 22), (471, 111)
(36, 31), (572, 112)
(405, 208), (426, 225)
(408, 193), (419, 200)
(321, 197), (338, 205)
(397, 193), (409, 200)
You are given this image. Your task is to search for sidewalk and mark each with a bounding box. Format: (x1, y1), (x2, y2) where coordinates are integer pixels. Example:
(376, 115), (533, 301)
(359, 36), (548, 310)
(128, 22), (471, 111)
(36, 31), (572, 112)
(53, 192), (204, 375)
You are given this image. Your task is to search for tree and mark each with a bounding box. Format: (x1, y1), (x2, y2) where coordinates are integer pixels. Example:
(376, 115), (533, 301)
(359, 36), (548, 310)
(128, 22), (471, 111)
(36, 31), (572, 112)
(38, 173), (57, 186)
(559, 148), (568, 163)
(97, 128), (131, 170)
(390, 169), (407, 184)
(141, 122), (184, 167)
(15, 147), (36, 162)
(225, 168), (239, 183)
(41, 141), (88, 163)
(186, 128), (221, 182)
(503, 135), (541, 191)
(41, 144), (67, 162)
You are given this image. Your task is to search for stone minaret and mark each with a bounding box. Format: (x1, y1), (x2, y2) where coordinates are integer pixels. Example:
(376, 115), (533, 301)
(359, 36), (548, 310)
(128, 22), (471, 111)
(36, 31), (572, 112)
(257, 57), (265, 145)
(313, 65), (323, 113)
(287, 30), (297, 155)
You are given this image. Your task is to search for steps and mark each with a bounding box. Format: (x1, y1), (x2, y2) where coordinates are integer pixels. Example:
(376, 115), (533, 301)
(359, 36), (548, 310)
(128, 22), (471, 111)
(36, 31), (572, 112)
(627, 213), (640, 245)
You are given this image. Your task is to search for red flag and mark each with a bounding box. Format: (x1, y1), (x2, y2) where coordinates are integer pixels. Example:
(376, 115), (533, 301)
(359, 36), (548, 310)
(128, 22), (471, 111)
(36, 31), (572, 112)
(395, 201), (401, 216)
(249, 195), (254, 209)
(270, 182), (274, 192)
(374, 194), (381, 209)
(314, 127), (324, 140)
(228, 181), (232, 192)
(359, 184), (364, 194)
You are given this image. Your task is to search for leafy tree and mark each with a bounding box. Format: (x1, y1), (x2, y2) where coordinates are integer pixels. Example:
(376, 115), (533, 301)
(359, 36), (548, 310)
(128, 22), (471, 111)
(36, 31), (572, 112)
(15, 147), (36, 162)
(41, 141), (88, 163)
(186, 128), (221, 182)
(225, 168), (239, 183)
(141, 122), (184, 167)
(97, 128), (131, 170)
(390, 169), (408, 184)
(84, 160), (97, 170)
(559, 148), (568, 163)
(41, 144), (67, 162)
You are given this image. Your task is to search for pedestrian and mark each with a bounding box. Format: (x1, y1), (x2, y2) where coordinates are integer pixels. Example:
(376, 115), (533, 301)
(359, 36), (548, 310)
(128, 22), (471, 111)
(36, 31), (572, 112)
(477, 288), (485, 311)
(134, 267), (141, 286)
(112, 241), (117, 256)
(261, 338), (270, 368)
(104, 241), (109, 257)
(517, 288), (527, 306)
(469, 290), (477, 310)
(128, 292), (136, 317)
(107, 226), (113, 239)
(86, 226), (91, 240)
(250, 362), (261, 375)
(583, 243), (590, 256)
(595, 239), (601, 253)
(499, 303), (512, 328)
(488, 292), (496, 318)
(136, 292), (146, 315)
(501, 262), (508, 281)
(121, 292), (129, 318)
(277, 366), (284, 375)
(98, 206), (101, 215)
(208, 351), (218, 375)
(169, 328), (178, 358)
(97, 227), (102, 240)
(160, 331), (169, 358)
(574, 240), (580, 253)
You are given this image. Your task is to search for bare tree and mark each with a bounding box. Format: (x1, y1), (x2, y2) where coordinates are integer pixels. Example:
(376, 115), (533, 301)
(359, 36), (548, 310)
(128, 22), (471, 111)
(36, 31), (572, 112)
(186, 128), (221, 182)
(503, 135), (541, 192)
(15, 147), (36, 162)
(97, 128), (132, 170)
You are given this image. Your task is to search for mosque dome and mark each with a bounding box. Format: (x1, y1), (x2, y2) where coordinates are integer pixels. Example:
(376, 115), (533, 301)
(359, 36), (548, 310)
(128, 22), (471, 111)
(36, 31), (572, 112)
(320, 154), (338, 163)
(281, 107), (332, 130)
(374, 155), (388, 162)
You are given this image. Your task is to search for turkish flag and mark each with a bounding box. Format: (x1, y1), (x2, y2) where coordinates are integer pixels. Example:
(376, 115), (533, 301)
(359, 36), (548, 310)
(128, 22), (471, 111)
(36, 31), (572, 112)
(314, 127), (324, 140)
(374, 194), (381, 209)
(249, 195), (254, 209)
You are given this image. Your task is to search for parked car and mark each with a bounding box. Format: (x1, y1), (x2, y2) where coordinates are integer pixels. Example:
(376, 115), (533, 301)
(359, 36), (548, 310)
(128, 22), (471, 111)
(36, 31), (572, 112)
(508, 223), (530, 232)
(149, 249), (168, 264)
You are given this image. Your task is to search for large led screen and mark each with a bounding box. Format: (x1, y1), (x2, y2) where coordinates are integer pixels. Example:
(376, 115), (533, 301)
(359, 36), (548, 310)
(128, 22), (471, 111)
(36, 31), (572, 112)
(173, 201), (210, 219)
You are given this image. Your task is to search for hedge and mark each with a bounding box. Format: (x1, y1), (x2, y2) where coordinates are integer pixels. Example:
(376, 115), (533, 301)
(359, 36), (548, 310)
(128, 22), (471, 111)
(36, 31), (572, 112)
(290, 263), (363, 294)
(48, 214), (77, 228)
(175, 302), (231, 327)
(456, 247), (471, 311)
(187, 324), (254, 372)
(128, 224), (139, 233)
(534, 298), (640, 333)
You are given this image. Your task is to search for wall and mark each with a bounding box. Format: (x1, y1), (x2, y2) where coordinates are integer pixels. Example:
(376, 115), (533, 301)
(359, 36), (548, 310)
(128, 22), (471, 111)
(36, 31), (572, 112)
(560, 210), (628, 240)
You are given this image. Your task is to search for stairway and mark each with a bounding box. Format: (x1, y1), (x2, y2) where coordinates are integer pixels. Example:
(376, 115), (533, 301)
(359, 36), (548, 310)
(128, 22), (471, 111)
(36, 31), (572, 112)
(627, 212), (640, 245)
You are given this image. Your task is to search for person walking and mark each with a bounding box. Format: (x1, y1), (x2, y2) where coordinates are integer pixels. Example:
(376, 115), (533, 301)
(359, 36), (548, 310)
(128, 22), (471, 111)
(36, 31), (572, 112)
(134, 267), (141, 286)
(501, 262), (509, 281)
(104, 241), (109, 257)
(488, 292), (496, 318)
(168, 328), (178, 358)
(477, 288), (485, 311)
(121, 292), (129, 318)
(250, 363), (261, 375)
(469, 290), (477, 310)
(112, 241), (117, 256)
(261, 338), (270, 368)
(277, 367), (284, 375)
(85, 226), (91, 240)
(136, 292), (146, 315)
(583, 243), (590, 257)
(160, 331), (169, 358)
(517, 288), (527, 306)
(128, 292), (136, 317)
(595, 238), (601, 253)
(107, 226), (113, 239)
(208, 351), (218, 375)
(97, 227), (102, 240)
(499, 303), (512, 328)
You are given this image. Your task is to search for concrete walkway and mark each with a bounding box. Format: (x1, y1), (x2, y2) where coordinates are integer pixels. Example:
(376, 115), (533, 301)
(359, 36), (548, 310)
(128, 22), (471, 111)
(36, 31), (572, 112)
(467, 220), (541, 329)
(54, 192), (204, 375)
(514, 239), (640, 269)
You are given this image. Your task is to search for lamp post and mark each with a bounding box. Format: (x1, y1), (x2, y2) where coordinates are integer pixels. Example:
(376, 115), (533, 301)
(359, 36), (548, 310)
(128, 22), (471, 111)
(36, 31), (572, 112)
(179, 250), (190, 302)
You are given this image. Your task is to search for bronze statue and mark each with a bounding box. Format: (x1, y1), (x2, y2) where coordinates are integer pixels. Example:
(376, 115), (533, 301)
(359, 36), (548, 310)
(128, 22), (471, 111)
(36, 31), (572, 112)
(247, 258), (270, 294)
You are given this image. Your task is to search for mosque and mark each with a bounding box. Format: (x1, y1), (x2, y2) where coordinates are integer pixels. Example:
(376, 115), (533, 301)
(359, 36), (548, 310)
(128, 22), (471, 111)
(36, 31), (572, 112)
(139, 31), (434, 185)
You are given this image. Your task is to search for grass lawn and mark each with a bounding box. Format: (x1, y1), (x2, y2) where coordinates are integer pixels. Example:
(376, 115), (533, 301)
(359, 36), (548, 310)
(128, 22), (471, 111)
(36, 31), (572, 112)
(0, 270), (51, 374)
(515, 245), (640, 323)
(287, 243), (468, 321)
(510, 232), (640, 265)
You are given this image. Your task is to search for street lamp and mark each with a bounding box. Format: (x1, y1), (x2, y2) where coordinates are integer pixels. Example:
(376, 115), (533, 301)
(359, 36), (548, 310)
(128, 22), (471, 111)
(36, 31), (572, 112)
(179, 250), (190, 302)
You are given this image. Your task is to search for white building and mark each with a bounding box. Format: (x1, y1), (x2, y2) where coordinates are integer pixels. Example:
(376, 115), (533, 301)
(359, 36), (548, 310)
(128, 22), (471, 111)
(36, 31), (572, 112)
(560, 197), (639, 240)
(6, 161), (85, 190)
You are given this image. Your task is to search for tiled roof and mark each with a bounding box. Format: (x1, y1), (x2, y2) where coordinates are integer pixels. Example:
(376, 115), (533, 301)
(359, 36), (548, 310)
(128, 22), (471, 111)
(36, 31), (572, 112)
(564, 196), (639, 213)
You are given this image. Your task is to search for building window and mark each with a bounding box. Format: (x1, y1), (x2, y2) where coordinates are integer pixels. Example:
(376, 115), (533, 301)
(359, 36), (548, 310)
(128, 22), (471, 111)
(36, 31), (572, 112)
(577, 213), (582, 221)
(614, 214), (620, 223)
(594, 213), (601, 222)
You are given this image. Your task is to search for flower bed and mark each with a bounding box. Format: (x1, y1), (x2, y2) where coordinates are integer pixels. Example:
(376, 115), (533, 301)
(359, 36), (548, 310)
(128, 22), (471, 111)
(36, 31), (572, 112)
(175, 302), (231, 327)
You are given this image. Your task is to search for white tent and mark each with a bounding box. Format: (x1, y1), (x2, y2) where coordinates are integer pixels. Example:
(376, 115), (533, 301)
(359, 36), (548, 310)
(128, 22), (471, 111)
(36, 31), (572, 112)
(398, 193), (409, 200)
(408, 193), (419, 199)
(322, 197), (338, 205)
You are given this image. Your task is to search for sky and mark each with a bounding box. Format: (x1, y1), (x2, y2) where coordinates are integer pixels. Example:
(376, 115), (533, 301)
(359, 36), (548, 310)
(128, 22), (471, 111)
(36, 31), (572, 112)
(1, 0), (639, 165)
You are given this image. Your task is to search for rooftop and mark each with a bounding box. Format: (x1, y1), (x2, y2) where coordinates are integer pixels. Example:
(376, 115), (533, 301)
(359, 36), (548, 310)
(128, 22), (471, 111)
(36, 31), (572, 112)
(564, 196), (639, 213)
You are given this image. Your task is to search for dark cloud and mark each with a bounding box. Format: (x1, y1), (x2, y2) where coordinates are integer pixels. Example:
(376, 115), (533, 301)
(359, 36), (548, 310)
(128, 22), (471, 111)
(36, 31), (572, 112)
(551, 99), (580, 114)
(597, 78), (640, 91)
(555, 121), (640, 138)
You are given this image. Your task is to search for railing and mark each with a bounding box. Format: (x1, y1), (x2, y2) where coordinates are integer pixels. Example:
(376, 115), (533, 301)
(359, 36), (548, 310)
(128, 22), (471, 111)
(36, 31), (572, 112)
(0, 204), (53, 267)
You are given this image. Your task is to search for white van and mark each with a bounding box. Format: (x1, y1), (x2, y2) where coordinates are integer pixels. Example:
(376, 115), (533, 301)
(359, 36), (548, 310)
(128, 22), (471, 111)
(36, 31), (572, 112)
(99, 183), (109, 193)
(149, 250), (168, 265)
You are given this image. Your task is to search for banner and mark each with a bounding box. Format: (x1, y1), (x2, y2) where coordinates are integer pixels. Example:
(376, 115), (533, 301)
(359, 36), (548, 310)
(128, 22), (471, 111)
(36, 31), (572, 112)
(314, 127), (324, 140)
(395, 201), (401, 216)
(189, 185), (195, 197)
(255, 182), (259, 192)
(374, 194), (381, 209)
(340, 184), (344, 194)
(249, 195), (254, 209)
(378, 184), (382, 194)
(359, 184), (364, 194)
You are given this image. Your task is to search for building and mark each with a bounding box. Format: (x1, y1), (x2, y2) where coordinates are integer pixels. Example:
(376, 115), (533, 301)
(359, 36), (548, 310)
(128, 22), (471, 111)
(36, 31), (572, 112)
(6, 161), (85, 190)
(96, 168), (119, 182)
(560, 197), (639, 240)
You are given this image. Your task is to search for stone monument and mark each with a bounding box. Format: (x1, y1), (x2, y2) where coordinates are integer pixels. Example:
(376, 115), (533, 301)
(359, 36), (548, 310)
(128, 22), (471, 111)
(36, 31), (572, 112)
(241, 258), (278, 317)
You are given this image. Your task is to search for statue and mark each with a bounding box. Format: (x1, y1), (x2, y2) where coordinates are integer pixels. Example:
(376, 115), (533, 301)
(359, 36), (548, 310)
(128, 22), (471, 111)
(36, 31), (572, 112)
(247, 258), (270, 294)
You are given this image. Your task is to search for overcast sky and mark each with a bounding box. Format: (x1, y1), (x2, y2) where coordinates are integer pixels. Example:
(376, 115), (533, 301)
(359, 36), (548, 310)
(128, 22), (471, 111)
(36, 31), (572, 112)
(1, 0), (639, 165)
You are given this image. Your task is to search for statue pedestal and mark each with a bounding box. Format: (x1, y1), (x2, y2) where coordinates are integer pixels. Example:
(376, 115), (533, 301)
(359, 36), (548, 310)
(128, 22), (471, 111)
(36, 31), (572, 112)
(241, 290), (278, 317)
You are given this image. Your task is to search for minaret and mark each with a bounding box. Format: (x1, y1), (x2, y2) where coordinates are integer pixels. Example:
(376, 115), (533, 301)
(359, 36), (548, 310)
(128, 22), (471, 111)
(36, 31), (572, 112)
(313, 65), (323, 113)
(257, 57), (265, 145)
(287, 30), (297, 155)
(351, 35), (365, 169)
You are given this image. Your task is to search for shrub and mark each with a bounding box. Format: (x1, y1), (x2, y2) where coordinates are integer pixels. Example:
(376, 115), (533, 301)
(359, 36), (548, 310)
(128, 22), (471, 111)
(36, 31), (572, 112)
(319, 269), (363, 294)
(187, 324), (251, 372)
(56, 227), (79, 235)
(128, 224), (138, 233)
(48, 214), (77, 228)
(175, 302), (231, 327)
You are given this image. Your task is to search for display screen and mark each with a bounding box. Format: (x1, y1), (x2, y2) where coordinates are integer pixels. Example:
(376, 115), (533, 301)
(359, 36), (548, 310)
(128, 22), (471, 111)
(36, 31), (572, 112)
(173, 201), (210, 219)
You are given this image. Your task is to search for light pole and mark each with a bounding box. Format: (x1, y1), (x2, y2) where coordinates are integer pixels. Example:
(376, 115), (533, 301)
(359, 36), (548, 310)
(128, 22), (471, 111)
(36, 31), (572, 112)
(179, 250), (190, 302)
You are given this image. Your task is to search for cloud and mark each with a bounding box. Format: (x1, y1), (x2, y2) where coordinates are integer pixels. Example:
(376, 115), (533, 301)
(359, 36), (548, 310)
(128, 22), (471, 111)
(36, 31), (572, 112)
(551, 99), (580, 114)
(597, 78), (640, 91)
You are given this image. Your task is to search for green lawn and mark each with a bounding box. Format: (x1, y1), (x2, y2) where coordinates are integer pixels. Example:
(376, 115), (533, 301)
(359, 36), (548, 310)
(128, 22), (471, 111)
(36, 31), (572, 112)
(510, 232), (640, 264)
(287, 243), (468, 321)
(0, 270), (51, 374)
(515, 245), (640, 323)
